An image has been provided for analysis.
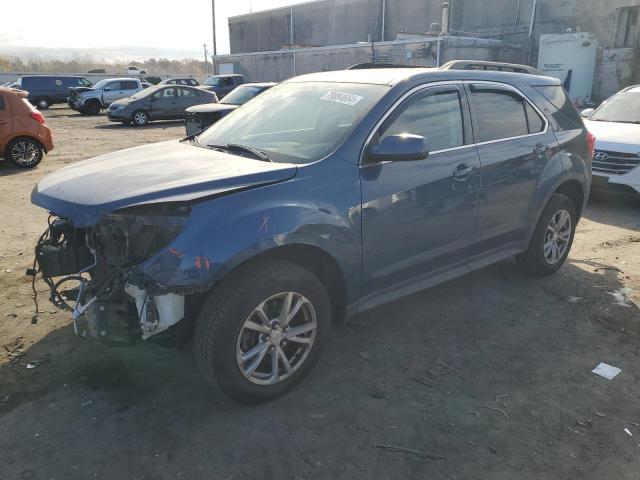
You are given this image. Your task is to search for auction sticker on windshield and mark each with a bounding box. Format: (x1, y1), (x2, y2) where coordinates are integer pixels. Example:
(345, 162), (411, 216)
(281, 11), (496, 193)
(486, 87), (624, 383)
(320, 91), (364, 106)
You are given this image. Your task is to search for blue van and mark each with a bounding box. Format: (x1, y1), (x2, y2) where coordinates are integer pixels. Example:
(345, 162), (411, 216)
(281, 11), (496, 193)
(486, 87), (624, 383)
(17, 75), (93, 109)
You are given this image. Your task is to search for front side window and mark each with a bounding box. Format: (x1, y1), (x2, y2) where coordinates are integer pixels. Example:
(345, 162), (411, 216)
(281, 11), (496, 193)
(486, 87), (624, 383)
(105, 81), (122, 91)
(378, 89), (465, 152)
(469, 88), (530, 142)
(204, 77), (220, 87)
(198, 81), (388, 164)
(153, 87), (176, 99)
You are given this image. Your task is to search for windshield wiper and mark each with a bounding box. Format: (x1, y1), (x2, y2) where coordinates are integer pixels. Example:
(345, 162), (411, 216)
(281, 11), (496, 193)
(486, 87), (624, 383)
(209, 143), (272, 162)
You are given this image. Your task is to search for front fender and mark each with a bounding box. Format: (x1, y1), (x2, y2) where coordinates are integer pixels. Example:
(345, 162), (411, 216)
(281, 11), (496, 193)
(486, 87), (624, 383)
(139, 159), (362, 302)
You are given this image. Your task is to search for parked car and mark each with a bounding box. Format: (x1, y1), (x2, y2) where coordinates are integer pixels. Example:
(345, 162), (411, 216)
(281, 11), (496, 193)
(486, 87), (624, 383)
(31, 69), (592, 403)
(15, 75), (93, 110)
(127, 66), (147, 75)
(68, 78), (145, 115)
(184, 82), (275, 135)
(199, 74), (244, 98)
(581, 85), (640, 196)
(106, 85), (218, 126)
(0, 87), (53, 168)
(159, 78), (200, 87)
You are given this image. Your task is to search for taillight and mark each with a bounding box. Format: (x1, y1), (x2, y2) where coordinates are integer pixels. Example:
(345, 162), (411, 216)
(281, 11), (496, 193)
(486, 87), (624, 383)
(29, 111), (46, 125)
(586, 131), (596, 160)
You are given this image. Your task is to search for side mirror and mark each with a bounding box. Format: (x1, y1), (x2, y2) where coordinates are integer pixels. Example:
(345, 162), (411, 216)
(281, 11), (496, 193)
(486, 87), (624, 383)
(366, 134), (429, 163)
(580, 108), (595, 118)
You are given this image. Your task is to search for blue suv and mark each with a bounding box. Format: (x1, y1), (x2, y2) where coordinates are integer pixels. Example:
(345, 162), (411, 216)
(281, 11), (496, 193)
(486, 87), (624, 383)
(31, 69), (592, 402)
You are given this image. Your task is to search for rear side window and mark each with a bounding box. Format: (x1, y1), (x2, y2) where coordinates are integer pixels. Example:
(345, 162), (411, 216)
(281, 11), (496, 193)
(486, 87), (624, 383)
(122, 81), (139, 90)
(380, 89), (465, 152)
(469, 88), (529, 142)
(534, 85), (583, 129)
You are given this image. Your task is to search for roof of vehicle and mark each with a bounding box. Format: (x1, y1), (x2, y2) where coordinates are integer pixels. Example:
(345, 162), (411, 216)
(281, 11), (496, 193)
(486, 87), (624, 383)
(99, 77), (143, 82)
(239, 82), (277, 88)
(286, 68), (560, 87)
(440, 60), (543, 75)
(206, 74), (244, 78)
(621, 85), (640, 93)
(19, 75), (88, 79)
(0, 86), (28, 98)
(186, 103), (240, 114)
(159, 77), (198, 82)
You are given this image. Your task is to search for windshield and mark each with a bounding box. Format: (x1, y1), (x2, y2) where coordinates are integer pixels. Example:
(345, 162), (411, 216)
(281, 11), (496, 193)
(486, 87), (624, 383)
(130, 87), (157, 99)
(92, 79), (110, 90)
(198, 82), (388, 164)
(590, 91), (640, 123)
(203, 77), (221, 87)
(221, 85), (266, 105)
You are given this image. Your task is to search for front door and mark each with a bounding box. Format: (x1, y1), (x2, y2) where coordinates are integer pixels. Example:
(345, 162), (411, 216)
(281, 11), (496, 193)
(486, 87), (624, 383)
(149, 87), (178, 119)
(360, 84), (480, 307)
(464, 83), (558, 264)
(102, 81), (123, 105)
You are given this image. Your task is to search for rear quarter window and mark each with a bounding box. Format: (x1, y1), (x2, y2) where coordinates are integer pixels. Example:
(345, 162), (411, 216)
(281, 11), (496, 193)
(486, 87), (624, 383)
(533, 85), (583, 130)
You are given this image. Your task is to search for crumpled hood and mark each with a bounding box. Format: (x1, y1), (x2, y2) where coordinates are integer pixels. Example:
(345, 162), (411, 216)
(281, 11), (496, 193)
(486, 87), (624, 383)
(585, 120), (640, 154)
(32, 140), (297, 226)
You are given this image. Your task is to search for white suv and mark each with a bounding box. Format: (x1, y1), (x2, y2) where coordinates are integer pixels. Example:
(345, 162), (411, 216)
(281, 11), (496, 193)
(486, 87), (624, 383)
(582, 85), (640, 195)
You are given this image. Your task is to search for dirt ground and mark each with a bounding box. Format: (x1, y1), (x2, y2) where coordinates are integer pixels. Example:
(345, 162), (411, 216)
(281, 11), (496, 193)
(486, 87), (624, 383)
(1, 106), (639, 480)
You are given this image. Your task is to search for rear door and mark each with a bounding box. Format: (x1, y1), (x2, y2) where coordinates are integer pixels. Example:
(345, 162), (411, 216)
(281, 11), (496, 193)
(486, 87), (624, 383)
(175, 87), (200, 117)
(0, 92), (12, 151)
(465, 82), (557, 265)
(360, 83), (480, 303)
(120, 80), (140, 100)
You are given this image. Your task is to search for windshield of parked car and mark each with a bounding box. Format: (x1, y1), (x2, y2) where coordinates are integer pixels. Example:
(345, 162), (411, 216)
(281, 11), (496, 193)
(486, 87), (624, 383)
(92, 79), (111, 90)
(197, 81), (388, 163)
(203, 77), (221, 87)
(590, 90), (640, 123)
(221, 85), (267, 105)
(130, 87), (157, 99)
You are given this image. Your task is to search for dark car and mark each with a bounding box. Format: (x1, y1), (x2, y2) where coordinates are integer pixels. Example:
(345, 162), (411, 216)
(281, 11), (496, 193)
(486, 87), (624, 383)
(31, 69), (592, 403)
(159, 78), (200, 87)
(106, 85), (218, 126)
(199, 74), (244, 98)
(17, 75), (93, 110)
(184, 82), (276, 136)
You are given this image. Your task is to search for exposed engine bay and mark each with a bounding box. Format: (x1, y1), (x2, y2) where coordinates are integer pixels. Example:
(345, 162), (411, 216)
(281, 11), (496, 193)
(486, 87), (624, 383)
(32, 204), (191, 343)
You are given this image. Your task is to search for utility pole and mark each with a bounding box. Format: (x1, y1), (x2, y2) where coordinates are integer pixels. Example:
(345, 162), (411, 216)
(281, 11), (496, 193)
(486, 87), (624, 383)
(203, 43), (209, 75)
(211, 0), (217, 75)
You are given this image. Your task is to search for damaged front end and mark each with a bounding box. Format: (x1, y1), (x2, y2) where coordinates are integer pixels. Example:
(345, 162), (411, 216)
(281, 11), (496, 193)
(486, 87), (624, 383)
(33, 204), (192, 343)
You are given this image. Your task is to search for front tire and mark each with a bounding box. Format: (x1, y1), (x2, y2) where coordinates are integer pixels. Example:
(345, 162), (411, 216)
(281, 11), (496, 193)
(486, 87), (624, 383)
(82, 101), (101, 115)
(517, 193), (577, 276)
(194, 260), (330, 403)
(6, 137), (43, 168)
(132, 110), (149, 126)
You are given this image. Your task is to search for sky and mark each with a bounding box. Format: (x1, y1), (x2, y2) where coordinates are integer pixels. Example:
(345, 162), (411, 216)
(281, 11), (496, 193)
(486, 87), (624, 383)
(0, 0), (302, 60)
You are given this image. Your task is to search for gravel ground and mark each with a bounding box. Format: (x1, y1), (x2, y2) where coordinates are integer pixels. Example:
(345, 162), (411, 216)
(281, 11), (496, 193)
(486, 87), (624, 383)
(0, 106), (639, 480)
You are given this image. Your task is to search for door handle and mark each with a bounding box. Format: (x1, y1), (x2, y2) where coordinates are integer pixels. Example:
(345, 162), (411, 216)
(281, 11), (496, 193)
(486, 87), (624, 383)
(453, 163), (476, 181)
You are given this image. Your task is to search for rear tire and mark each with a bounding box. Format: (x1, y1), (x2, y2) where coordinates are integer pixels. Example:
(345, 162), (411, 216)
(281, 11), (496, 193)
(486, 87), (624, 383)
(6, 137), (43, 168)
(516, 193), (576, 276)
(194, 260), (330, 403)
(132, 110), (149, 126)
(35, 97), (50, 110)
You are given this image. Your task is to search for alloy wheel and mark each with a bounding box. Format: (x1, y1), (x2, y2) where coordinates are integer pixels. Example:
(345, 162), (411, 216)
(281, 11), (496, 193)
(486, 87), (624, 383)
(11, 141), (40, 167)
(236, 291), (317, 386)
(544, 209), (572, 264)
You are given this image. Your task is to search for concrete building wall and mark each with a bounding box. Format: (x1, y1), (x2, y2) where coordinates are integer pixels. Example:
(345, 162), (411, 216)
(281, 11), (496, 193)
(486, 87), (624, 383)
(215, 38), (518, 83)
(229, 0), (384, 54)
